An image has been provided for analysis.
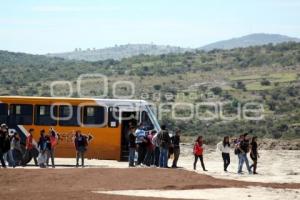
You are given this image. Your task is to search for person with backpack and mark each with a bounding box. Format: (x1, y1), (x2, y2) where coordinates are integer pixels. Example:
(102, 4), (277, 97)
(217, 136), (231, 172)
(135, 123), (147, 166)
(128, 126), (137, 167)
(158, 125), (170, 168)
(250, 136), (259, 174)
(236, 134), (252, 174)
(74, 130), (88, 167)
(46, 128), (58, 168)
(24, 128), (38, 166)
(193, 135), (207, 171)
(143, 130), (156, 166)
(37, 130), (47, 168)
(171, 129), (181, 168)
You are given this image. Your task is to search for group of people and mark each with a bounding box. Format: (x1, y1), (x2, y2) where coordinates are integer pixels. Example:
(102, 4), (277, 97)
(0, 124), (22, 168)
(1, 122), (259, 174)
(128, 124), (259, 175)
(128, 124), (181, 168)
(0, 123), (92, 168)
(216, 133), (259, 174)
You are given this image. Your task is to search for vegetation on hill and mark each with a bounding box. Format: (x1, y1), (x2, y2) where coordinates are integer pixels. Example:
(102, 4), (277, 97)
(1, 42), (300, 140)
(46, 44), (190, 61)
(200, 33), (300, 51)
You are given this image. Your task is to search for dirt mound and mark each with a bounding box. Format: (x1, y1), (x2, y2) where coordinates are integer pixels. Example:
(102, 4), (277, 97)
(259, 139), (300, 150)
(0, 168), (299, 200)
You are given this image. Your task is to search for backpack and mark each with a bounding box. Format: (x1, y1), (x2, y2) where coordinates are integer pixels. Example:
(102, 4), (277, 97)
(159, 130), (170, 148)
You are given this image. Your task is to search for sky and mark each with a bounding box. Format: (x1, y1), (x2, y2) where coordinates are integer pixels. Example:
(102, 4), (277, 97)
(1, 0), (300, 54)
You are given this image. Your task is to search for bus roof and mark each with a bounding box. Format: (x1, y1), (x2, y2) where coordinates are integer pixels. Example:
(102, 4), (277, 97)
(0, 96), (149, 105)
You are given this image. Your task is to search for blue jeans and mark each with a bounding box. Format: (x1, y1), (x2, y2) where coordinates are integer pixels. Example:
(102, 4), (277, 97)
(238, 153), (251, 173)
(128, 148), (135, 166)
(8, 150), (16, 167)
(159, 147), (168, 168)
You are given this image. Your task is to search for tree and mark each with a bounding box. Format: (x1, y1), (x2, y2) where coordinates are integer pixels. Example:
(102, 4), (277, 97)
(210, 87), (222, 95)
(261, 79), (271, 86)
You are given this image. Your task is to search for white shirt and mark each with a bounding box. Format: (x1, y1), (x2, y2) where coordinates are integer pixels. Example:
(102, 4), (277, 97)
(216, 141), (230, 153)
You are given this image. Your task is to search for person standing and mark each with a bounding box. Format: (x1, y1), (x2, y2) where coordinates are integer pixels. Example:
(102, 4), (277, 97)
(236, 134), (252, 174)
(8, 131), (18, 168)
(0, 124), (8, 168)
(10, 131), (22, 166)
(74, 130), (88, 167)
(128, 126), (136, 167)
(158, 125), (170, 168)
(250, 136), (259, 174)
(143, 130), (156, 166)
(37, 130), (47, 168)
(24, 128), (38, 166)
(135, 124), (147, 166)
(217, 136), (231, 172)
(193, 136), (207, 171)
(171, 129), (181, 168)
(46, 128), (58, 168)
(2, 126), (11, 166)
(152, 131), (161, 167)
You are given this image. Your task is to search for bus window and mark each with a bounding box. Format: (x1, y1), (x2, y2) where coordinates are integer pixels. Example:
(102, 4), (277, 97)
(0, 103), (8, 124)
(108, 107), (119, 128)
(59, 105), (79, 126)
(141, 111), (154, 130)
(35, 105), (58, 126)
(82, 106), (105, 125)
(9, 104), (33, 125)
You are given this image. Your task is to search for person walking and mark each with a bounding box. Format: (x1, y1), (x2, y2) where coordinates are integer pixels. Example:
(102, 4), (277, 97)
(236, 134), (252, 175)
(193, 136), (207, 171)
(217, 136), (231, 172)
(24, 128), (38, 166)
(250, 136), (259, 174)
(171, 129), (181, 168)
(128, 126), (136, 167)
(158, 125), (170, 168)
(74, 130), (88, 167)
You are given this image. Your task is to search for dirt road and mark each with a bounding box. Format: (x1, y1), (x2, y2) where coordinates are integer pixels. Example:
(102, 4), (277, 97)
(0, 168), (299, 200)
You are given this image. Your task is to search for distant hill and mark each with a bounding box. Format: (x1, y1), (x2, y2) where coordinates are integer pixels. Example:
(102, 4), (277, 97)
(46, 33), (300, 61)
(46, 44), (190, 61)
(200, 33), (300, 51)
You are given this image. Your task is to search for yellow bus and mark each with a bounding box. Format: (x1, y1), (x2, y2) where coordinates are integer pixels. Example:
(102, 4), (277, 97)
(0, 96), (160, 163)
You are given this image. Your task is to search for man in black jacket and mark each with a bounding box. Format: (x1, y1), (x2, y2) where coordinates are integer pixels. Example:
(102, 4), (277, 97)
(0, 124), (9, 168)
(171, 129), (181, 168)
(158, 125), (170, 168)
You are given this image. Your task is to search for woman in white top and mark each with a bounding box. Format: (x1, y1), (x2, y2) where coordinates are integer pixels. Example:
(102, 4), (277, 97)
(216, 136), (231, 172)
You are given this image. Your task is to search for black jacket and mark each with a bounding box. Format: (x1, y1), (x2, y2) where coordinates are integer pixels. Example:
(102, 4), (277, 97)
(128, 133), (136, 148)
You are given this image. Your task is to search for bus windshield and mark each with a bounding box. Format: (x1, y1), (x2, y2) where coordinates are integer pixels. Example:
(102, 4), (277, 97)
(145, 105), (161, 132)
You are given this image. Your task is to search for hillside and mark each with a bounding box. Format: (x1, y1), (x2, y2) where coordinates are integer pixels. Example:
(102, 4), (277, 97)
(45, 34), (300, 61)
(46, 44), (190, 61)
(1, 42), (300, 139)
(200, 33), (300, 51)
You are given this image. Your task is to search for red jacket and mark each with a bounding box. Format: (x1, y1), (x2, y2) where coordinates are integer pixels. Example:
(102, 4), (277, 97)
(193, 141), (203, 156)
(26, 134), (34, 150)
